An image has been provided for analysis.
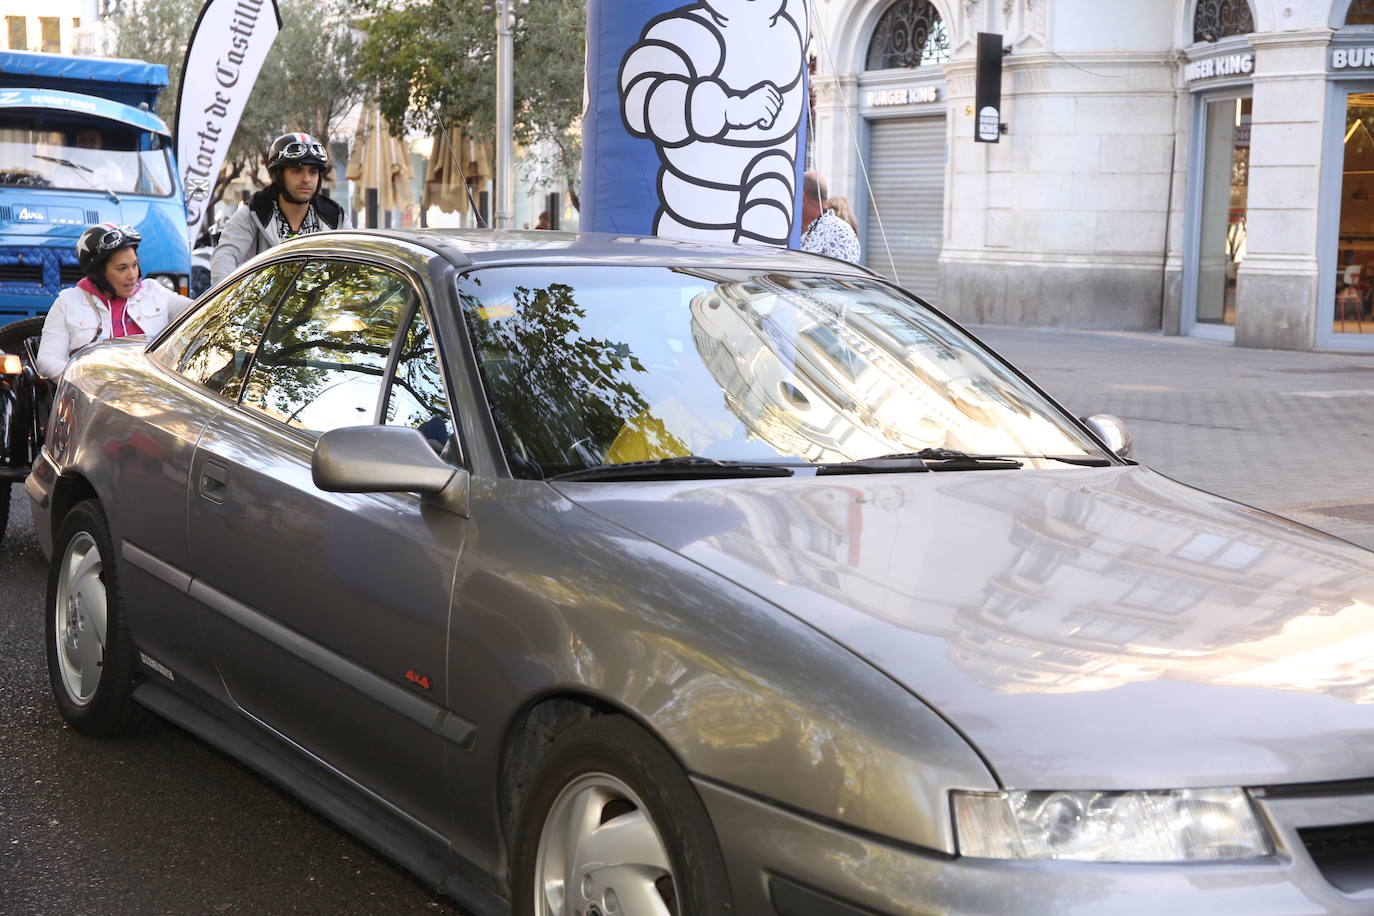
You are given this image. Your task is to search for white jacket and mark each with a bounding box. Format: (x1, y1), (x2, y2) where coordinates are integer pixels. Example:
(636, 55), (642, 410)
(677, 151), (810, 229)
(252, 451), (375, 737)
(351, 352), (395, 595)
(36, 280), (192, 379)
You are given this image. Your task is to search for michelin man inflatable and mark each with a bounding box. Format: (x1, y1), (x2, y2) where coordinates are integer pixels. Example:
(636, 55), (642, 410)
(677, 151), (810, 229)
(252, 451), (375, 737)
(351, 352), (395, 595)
(618, 0), (808, 246)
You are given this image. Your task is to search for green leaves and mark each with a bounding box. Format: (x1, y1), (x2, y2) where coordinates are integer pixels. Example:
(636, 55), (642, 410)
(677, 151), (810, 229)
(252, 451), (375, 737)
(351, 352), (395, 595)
(351, 0), (584, 152)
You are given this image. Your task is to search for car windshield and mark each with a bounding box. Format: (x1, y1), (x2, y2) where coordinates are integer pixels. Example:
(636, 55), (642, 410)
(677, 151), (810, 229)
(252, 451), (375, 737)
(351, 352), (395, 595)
(459, 266), (1105, 478)
(0, 112), (175, 197)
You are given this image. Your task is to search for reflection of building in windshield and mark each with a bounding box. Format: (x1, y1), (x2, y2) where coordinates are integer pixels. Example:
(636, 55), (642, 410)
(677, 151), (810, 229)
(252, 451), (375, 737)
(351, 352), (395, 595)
(685, 271), (1084, 462)
(676, 468), (1374, 702)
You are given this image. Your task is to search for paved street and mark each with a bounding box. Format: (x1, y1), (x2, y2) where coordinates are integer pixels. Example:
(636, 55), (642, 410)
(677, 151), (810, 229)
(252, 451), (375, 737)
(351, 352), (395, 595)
(973, 325), (1374, 552)
(1, 324), (1372, 913)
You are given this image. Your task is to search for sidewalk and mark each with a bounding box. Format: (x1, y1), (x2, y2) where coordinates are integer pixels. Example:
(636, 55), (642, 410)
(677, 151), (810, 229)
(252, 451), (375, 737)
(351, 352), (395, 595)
(971, 324), (1374, 552)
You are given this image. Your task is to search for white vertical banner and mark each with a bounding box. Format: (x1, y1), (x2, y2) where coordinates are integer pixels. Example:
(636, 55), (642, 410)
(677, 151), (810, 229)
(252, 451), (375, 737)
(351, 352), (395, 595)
(175, 0), (283, 245)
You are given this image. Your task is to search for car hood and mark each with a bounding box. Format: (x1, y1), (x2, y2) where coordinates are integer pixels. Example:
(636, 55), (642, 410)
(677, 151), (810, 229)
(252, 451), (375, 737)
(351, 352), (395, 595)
(558, 466), (1374, 790)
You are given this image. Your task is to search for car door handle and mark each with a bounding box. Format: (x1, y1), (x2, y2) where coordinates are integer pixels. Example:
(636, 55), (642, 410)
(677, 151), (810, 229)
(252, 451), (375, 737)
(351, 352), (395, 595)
(200, 461), (229, 504)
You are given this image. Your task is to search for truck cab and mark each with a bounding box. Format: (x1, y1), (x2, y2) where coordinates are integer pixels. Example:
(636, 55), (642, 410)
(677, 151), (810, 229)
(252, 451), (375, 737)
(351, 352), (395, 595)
(0, 50), (190, 322)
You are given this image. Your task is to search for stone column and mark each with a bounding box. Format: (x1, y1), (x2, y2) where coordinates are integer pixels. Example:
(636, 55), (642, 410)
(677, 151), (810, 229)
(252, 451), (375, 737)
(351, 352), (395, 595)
(809, 73), (863, 215)
(1234, 28), (1332, 350)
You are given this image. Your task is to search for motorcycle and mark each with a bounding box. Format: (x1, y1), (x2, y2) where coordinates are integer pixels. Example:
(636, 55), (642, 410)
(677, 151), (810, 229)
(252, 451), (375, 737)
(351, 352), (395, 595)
(0, 316), (53, 547)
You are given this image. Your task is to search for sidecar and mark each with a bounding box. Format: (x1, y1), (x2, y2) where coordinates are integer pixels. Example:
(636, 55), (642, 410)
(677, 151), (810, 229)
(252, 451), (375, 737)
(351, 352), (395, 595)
(1, 316), (53, 546)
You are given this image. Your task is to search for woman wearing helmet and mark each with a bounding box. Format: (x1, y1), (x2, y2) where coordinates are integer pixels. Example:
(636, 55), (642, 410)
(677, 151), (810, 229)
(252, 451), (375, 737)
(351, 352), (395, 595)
(35, 223), (193, 379)
(209, 132), (350, 284)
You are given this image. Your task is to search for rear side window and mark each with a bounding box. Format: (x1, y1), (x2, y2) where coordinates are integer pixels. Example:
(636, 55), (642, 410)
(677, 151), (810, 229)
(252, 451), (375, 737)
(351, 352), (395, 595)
(240, 259), (417, 434)
(152, 261), (298, 399)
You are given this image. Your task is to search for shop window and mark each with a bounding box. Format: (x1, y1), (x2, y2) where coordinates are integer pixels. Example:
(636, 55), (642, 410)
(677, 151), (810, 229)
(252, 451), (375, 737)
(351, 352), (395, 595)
(1348, 0), (1374, 25)
(1196, 96), (1251, 327)
(1333, 93), (1374, 335)
(1192, 0), (1255, 43)
(865, 0), (949, 70)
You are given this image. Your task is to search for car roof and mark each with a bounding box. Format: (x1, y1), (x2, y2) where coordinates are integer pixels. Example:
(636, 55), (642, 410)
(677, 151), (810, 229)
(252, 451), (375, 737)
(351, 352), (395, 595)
(269, 227), (879, 277)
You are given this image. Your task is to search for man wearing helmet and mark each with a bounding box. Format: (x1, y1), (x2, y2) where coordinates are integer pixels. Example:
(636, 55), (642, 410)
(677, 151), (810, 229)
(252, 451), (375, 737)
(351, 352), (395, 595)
(209, 132), (349, 283)
(36, 223), (193, 379)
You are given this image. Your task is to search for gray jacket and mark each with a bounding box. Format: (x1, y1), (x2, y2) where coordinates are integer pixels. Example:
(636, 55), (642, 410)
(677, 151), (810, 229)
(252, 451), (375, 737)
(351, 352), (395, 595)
(210, 188), (349, 284)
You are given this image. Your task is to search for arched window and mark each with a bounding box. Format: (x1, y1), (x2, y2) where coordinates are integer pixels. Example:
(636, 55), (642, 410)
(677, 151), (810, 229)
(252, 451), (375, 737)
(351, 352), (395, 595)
(1192, 1), (1255, 43)
(866, 0), (950, 70)
(1347, 0), (1374, 25)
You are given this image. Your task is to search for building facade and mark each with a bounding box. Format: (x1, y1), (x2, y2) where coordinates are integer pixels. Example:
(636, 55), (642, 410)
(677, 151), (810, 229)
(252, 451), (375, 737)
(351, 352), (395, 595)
(811, 0), (1374, 351)
(0, 1), (103, 56)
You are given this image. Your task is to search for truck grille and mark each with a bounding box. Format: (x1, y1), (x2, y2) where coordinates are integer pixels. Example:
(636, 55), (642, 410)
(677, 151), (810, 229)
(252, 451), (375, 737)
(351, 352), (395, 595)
(0, 263), (42, 285)
(1298, 822), (1374, 894)
(0, 246), (82, 296)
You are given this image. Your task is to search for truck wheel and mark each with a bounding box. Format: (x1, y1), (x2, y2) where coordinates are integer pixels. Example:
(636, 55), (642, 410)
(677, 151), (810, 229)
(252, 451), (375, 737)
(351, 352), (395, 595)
(45, 499), (146, 735)
(0, 483), (9, 547)
(511, 716), (734, 916)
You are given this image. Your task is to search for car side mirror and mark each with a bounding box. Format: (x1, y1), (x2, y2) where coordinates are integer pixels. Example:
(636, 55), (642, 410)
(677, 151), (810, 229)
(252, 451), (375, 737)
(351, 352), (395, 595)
(1081, 413), (1133, 460)
(312, 425), (470, 516)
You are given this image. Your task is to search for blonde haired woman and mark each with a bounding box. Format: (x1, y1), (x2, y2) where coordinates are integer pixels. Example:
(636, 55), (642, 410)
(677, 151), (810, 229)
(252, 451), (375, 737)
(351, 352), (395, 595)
(826, 196), (860, 234)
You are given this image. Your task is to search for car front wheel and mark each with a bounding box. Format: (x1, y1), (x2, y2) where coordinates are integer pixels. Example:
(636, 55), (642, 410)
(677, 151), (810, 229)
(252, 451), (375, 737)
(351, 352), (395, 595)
(512, 715), (734, 916)
(45, 499), (144, 735)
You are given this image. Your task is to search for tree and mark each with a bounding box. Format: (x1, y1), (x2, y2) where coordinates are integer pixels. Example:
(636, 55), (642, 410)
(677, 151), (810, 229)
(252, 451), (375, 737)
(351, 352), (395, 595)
(351, 0), (584, 205)
(105, 0), (363, 229)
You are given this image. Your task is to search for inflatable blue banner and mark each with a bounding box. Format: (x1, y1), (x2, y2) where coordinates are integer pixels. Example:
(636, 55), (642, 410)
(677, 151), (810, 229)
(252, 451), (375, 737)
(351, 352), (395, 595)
(582, 0), (809, 248)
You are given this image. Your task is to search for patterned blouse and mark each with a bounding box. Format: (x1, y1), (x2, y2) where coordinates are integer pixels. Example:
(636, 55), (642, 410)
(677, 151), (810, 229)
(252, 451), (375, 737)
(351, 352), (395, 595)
(800, 210), (862, 264)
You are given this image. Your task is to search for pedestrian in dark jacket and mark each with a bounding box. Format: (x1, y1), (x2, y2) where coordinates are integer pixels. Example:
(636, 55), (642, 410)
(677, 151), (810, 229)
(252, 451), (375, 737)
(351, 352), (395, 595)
(210, 132), (350, 283)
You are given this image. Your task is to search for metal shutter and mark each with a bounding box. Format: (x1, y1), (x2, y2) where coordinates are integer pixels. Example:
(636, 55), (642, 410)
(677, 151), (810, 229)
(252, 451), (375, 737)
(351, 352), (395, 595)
(863, 116), (946, 302)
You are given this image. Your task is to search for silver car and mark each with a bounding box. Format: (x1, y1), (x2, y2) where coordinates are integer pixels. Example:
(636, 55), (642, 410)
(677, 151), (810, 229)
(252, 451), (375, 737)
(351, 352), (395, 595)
(27, 230), (1374, 915)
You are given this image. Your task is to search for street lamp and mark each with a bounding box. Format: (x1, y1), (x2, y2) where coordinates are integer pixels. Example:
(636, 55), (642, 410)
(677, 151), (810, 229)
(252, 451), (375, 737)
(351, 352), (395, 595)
(495, 0), (515, 229)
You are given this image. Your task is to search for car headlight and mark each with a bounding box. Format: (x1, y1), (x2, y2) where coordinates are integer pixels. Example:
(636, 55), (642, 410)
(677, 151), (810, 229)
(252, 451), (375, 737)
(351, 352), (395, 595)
(148, 273), (188, 295)
(953, 788), (1273, 862)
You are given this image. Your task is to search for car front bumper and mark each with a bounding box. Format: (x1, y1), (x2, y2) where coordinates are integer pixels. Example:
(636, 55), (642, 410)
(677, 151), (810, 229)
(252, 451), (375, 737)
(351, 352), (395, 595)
(695, 778), (1374, 915)
(24, 447), (56, 557)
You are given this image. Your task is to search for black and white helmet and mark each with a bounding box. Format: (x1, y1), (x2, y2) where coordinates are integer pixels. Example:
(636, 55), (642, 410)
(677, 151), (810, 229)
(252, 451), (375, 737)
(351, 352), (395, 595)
(267, 132), (329, 174)
(76, 222), (142, 274)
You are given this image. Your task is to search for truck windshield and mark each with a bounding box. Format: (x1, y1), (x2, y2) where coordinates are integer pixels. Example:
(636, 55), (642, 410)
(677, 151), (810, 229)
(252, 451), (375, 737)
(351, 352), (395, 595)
(0, 112), (175, 197)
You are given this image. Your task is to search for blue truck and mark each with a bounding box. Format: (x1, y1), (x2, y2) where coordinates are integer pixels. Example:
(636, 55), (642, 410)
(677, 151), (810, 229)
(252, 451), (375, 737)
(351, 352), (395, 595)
(0, 49), (191, 322)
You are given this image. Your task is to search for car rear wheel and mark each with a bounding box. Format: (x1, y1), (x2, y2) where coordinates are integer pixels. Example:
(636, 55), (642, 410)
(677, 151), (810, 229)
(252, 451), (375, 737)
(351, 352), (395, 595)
(45, 499), (145, 735)
(512, 715), (734, 916)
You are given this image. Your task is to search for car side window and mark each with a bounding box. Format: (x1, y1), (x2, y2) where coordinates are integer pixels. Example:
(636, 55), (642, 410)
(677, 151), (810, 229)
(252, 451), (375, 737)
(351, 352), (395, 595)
(151, 261), (298, 399)
(383, 306), (452, 452)
(240, 259), (415, 434)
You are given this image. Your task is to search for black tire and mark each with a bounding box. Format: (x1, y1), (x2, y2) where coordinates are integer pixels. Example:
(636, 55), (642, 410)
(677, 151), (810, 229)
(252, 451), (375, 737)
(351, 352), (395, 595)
(511, 715), (734, 916)
(0, 481), (9, 548)
(0, 315), (45, 354)
(45, 499), (145, 735)
(191, 264), (211, 298)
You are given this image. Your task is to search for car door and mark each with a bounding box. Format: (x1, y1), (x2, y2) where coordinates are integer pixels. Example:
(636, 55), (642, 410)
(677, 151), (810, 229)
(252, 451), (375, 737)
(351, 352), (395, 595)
(122, 261), (298, 697)
(187, 257), (465, 838)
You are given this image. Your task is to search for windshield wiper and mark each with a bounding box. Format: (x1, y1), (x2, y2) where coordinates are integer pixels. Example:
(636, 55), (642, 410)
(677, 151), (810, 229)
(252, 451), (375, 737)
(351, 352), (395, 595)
(33, 154), (121, 203)
(35, 153), (92, 173)
(550, 456), (795, 481)
(857, 448), (1025, 471)
(898, 448), (1113, 469)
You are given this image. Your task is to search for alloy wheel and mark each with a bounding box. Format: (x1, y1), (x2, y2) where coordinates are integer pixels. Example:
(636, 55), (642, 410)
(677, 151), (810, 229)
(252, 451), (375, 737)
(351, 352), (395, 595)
(533, 771), (677, 916)
(53, 531), (107, 705)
